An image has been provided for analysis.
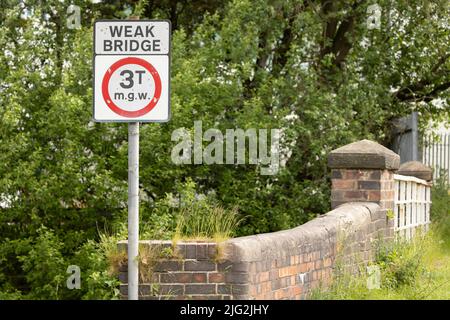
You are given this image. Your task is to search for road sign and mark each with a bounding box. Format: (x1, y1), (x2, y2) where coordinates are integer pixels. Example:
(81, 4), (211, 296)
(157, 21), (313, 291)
(93, 18), (171, 301)
(93, 20), (170, 122)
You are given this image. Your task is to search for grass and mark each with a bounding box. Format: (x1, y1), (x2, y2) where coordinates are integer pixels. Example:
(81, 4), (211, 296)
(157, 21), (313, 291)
(173, 203), (242, 243)
(140, 179), (243, 244)
(99, 232), (127, 277)
(171, 179), (243, 243)
(312, 231), (450, 300)
(311, 179), (450, 300)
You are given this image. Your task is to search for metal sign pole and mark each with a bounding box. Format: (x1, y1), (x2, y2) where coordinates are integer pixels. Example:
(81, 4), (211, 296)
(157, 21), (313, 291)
(127, 14), (140, 302)
(128, 121), (139, 300)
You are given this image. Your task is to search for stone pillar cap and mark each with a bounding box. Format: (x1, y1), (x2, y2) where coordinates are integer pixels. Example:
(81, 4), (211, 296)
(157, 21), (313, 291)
(328, 139), (400, 170)
(397, 161), (433, 181)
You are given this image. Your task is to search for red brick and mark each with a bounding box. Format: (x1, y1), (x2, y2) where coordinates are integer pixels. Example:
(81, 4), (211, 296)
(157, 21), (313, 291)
(367, 191), (381, 201)
(185, 284), (216, 295)
(279, 266), (297, 277)
(332, 179), (356, 189)
(261, 281), (271, 292)
(358, 180), (381, 190)
(258, 271), (269, 282)
(344, 190), (368, 200)
(274, 290), (284, 300)
(313, 251), (321, 260)
(293, 286), (302, 296)
(153, 260), (183, 272)
(185, 260), (216, 271)
(160, 272), (207, 283)
(300, 262), (308, 273)
(192, 273), (207, 283)
(343, 170), (362, 179)
(208, 273), (225, 283)
(315, 260), (323, 269)
(290, 255), (301, 265)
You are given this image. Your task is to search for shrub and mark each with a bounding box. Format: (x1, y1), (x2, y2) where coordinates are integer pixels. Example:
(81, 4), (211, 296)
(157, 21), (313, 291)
(17, 227), (68, 300)
(74, 232), (123, 300)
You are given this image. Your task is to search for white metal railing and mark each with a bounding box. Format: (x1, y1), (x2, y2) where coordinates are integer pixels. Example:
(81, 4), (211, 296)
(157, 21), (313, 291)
(393, 174), (432, 240)
(423, 133), (450, 184)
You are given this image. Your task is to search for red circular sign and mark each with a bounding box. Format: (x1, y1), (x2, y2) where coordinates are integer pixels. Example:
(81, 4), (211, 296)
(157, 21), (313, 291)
(102, 57), (162, 118)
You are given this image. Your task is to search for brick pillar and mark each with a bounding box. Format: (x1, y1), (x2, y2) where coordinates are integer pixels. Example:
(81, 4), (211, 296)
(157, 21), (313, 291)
(327, 139), (400, 211)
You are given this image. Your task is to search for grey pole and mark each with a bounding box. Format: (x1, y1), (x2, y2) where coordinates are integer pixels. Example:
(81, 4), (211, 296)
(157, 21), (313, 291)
(128, 122), (139, 300)
(411, 111), (419, 161)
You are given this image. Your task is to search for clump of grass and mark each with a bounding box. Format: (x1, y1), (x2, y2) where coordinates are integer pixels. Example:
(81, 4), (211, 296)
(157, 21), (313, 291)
(174, 204), (242, 243)
(98, 233), (127, 277)
(140, 178), (242, 243)
(151, 178), (244, 243)
(138, 243), (166, 284)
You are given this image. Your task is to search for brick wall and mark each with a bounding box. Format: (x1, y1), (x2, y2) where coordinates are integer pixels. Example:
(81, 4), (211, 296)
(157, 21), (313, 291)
(118, 202), (391, 300)
(118, 240), (233, 299)
(210, 202), (390, 300)
(118, 139), (400, 300)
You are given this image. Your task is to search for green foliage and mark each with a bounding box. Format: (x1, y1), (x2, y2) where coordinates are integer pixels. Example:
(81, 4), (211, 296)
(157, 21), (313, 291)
(375, 238), (427, 289)
(18, 227), (67, 299)
(74, 233), (122, 300)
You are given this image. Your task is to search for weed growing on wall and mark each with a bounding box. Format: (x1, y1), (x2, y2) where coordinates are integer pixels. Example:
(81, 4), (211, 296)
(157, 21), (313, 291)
(172, 179), (242, 242)
(139, 178), (243, 242)
(174, 205), (241, 243)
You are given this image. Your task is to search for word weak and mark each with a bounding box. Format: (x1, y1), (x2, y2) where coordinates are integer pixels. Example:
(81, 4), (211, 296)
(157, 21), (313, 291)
(171, 121), (280, 175)
(102, 25), (161, 52)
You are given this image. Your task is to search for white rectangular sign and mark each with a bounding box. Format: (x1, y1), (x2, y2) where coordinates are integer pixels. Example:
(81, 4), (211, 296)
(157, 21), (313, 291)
(93, 20), (170, 122)
(95, 20), (170, 55)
